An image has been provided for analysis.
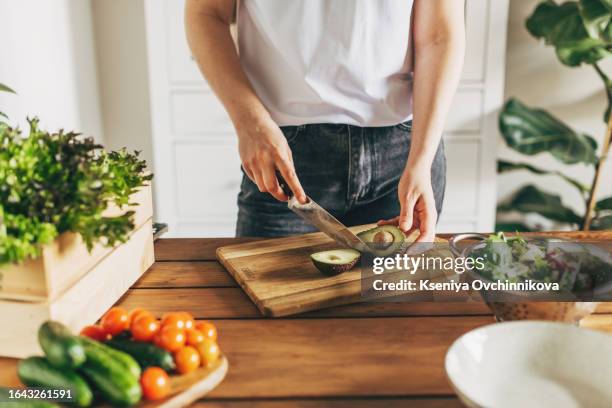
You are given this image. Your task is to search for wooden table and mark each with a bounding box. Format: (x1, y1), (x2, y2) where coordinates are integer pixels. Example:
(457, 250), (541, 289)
(1, 232), (612, 407)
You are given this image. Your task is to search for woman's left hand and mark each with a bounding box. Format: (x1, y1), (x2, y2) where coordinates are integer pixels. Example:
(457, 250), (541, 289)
(378, 164), (436, 243)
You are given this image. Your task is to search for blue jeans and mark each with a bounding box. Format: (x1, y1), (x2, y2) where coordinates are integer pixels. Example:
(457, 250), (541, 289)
(236, 122), (446, 237)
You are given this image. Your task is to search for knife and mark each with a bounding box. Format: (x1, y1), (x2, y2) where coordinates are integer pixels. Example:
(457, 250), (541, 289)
(277, 173), (370, 253)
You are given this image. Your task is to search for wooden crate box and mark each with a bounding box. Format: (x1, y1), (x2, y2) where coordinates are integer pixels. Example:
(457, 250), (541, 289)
(0, 185), (153, 302)
(0, 218), (154, 358)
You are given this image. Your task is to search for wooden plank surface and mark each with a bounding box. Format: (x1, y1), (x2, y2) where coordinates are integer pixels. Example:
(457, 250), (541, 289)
(117, 288), (493, 318)
(197, 398), (463, 407)
(133, 262), (236, 288)
(206, 317), (491, 398)
(2, 232), (611, 407)
(155, 238), (258, 261)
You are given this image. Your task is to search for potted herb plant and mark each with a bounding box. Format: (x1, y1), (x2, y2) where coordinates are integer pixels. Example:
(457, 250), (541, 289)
(0, 85), (155, 357)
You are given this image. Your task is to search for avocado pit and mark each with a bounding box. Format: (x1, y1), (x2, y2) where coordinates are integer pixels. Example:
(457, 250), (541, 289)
(357, 225), (406, 256)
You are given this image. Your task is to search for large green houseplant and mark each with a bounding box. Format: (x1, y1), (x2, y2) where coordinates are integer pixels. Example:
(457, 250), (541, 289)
(498, 0), (612, 231)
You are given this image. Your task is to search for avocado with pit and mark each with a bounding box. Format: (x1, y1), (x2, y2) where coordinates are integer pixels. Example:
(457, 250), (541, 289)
(357, 225), (406, 256)
(310, 249), (361, 276)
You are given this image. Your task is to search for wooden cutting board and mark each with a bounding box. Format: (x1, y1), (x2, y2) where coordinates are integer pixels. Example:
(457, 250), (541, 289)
(217, 224), (450, 317)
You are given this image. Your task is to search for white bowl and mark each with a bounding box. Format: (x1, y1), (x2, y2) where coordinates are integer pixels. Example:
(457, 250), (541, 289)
(445, 321), (612, 408)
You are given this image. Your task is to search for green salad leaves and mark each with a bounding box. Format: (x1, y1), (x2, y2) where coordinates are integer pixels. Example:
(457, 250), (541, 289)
(471, 232), (612, 292)
(0, 119), (153, 266)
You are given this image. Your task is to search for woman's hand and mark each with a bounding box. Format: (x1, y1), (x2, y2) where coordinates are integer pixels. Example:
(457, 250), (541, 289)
(237, 116), (308, 203)
(379, 164), (436, 243)
(185, 0), (307, 205)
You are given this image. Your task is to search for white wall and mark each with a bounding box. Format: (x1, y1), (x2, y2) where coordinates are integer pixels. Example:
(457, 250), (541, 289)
(91, 0), (154, 169)
(0, 0), (103, 142)
(501, 0), (612, 227)
(4, 0), (605, 229)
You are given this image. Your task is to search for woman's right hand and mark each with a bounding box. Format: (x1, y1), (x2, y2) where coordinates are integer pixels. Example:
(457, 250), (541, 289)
(236, 116), (308, 203)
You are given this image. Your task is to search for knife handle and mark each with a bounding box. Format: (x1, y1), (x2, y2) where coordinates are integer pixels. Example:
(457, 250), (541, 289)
(276, 171), (293, 198)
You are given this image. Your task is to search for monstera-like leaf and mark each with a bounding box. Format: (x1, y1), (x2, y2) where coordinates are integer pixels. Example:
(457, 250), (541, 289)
(596, 196), (612, 210)
(498, 160), (589, 194)
(499, 99), (599, 165)
(526, 0), (612, 66)
(498, 185), (583, 225)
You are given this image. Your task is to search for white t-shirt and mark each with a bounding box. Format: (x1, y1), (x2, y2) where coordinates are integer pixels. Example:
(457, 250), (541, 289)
(237, 0), (415, 127)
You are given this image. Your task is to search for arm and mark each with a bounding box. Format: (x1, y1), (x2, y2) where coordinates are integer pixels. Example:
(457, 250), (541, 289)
(184, 0), (307, 203)
(381, 0), (465, 242)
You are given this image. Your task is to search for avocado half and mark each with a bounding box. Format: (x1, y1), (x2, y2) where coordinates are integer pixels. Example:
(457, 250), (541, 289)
(357, 225), (406, 256)
(310, 249), (361, 276)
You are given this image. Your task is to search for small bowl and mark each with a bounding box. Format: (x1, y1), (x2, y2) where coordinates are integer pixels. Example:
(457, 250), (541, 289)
(446, 321), (612, 408)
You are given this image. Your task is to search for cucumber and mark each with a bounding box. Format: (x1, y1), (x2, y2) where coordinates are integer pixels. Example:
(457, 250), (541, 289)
(105, 339), (176, 372)
(16, 357), (93, 407)
(79, 341), (142, 407)
(38, 321), (85, 369)
(79, 336), (141, 379)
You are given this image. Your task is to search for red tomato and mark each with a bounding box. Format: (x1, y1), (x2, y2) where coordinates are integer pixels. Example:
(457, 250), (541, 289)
(80, 325), (107, 341)
(161, 312), (186, 331)
(131, 315), (160, 342)
(186, 329), (205, 346)
(195, 339), (220, 368)
(101, 307), (130, 336)
(129, 308), (154, 325)
(140, 367), (170, 401)
(194, 321), (217, 341)
(174, 346), (201, 374)
(155, 326), (186, 352)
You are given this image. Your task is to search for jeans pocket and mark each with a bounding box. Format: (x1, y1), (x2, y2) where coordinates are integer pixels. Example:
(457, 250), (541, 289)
(280, 125), (304, 146)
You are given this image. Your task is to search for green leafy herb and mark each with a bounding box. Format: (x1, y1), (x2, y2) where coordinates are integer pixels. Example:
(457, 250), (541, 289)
(0, 118), (152, 265)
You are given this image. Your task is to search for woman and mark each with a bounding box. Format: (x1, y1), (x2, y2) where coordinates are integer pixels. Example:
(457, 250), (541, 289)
(185, 0), (465, 240)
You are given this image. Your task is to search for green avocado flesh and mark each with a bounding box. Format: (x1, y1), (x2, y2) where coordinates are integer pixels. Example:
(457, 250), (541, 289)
(357, 225), (406, 256)
(310, 249), (361, 276)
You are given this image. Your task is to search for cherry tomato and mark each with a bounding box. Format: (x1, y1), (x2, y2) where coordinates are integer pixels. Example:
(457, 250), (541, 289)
(129, 308), (154, 325)
(174, 346), (201, 374)
(80, 325), (107, 341)
(194, 321), (217, 341)
(161, 312), (186, 331)
(140, 367), (170, 401)
(195, 339), (220, 367)
(131, 315), (160, 342)
(180, 312), (195, 330)
(186, 329), (205, 346)
(155, 326), (186, 352)
(101, 307), (130, 336)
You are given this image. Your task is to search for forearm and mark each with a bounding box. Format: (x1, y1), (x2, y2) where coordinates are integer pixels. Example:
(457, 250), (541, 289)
(184, 0), (269, 131)
(408, 3), (465, 170)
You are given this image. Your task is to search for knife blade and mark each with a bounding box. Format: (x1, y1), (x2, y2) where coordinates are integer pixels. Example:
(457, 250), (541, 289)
(276, 172), (370, 253)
